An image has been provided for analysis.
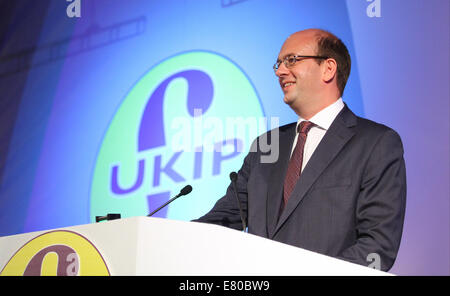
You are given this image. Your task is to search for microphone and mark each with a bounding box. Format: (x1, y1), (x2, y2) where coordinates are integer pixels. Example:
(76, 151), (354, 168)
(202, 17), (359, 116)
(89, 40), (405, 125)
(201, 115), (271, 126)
(229, 172), (247, 232)
(147, 185), (192, 217)
(95, 213), (121, 223)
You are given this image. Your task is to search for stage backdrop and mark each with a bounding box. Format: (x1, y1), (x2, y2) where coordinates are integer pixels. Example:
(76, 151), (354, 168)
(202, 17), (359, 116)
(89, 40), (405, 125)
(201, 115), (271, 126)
(0, 0), (448, 275)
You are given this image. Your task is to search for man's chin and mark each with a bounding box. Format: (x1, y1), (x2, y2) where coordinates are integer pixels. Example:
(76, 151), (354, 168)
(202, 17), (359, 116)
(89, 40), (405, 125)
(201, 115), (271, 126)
(283, 95), (295, 105)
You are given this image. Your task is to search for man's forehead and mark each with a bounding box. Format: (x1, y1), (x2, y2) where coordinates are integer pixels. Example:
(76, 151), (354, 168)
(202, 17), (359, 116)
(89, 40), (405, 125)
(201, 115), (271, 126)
(277, 36), (317, 59)
(289, 28), (328, 40)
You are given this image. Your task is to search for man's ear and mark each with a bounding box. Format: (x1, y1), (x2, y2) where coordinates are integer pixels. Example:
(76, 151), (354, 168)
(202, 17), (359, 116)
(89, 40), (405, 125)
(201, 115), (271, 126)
(322, 58), (337, 83)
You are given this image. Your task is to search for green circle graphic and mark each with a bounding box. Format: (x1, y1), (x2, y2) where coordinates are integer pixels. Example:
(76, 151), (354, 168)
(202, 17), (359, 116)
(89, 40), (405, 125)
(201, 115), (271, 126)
(90, 51), (264, 221)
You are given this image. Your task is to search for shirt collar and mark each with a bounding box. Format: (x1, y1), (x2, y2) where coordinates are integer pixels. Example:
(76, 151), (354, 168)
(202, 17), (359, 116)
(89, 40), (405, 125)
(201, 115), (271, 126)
(296, 97), (345, 131)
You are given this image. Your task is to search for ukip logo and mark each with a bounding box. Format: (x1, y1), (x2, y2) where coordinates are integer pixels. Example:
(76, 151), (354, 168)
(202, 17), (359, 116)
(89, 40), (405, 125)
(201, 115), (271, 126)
(89, 51), (265, 221)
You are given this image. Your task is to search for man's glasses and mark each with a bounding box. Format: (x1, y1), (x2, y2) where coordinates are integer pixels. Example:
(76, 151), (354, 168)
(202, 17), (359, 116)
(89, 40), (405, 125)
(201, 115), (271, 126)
(273, 55), (329, 72)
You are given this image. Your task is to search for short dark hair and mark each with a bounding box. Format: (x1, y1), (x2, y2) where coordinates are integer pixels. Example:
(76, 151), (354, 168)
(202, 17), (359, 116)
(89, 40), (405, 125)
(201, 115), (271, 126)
(314, 31), (351, 96)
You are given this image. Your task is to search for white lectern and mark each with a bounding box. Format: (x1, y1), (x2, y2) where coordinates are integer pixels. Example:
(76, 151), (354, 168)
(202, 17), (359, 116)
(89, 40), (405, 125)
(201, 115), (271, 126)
(0, 217), (388, 276)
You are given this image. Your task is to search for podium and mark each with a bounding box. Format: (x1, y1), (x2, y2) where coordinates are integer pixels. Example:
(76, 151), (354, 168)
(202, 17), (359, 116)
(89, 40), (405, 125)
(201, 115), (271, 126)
(0, 217), (388, 275)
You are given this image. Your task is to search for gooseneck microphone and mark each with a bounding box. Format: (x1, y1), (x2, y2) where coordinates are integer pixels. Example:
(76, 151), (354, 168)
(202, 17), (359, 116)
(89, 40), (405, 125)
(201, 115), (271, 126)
(147, 185), (193, 217)
(229, 172), (247, 232)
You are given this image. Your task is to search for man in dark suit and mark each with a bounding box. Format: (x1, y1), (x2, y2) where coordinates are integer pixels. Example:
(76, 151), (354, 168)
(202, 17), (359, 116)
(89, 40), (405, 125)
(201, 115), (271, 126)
(194, 29), (406, 272)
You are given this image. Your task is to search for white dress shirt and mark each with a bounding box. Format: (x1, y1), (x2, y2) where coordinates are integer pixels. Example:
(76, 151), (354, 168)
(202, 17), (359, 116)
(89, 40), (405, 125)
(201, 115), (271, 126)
(290, 98), (345, 172)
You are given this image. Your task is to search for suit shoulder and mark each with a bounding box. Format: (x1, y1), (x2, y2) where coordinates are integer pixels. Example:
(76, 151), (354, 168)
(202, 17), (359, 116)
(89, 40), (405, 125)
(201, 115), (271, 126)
(255, 121), (295, 140)
(268, 121), (297, 135)
(278, 122), (297, 132)
(249, 122), (295, 152)
(354, 116), (403, 145)
(262, 121), (296, 133)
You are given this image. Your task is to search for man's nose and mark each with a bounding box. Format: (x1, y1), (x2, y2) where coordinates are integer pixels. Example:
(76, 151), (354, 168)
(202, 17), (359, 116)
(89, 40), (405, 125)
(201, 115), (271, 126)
(275, 62), (289, 77)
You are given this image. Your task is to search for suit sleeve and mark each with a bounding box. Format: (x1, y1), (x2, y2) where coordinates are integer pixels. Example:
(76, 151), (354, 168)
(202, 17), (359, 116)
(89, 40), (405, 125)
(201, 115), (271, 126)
(337, 129), (407, 271)
(192, 142), (256, 231)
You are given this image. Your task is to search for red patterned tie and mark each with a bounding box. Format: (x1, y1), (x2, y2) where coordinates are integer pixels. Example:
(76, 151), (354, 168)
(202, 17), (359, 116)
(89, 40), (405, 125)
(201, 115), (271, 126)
(283, 121), (314, 208)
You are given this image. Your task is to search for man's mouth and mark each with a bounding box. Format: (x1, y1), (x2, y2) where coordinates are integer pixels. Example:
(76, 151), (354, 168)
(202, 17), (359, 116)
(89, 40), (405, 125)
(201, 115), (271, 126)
(282, 81), (295, 90)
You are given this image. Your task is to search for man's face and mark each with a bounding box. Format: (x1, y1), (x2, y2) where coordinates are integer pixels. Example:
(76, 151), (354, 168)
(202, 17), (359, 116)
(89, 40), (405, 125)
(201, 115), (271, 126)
(275, 33), (323, 108)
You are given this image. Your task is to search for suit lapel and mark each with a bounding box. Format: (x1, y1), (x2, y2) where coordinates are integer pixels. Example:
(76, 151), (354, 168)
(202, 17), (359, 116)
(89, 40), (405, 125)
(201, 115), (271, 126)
(272, 105), (357, 237)
(266, 123), (296, 238)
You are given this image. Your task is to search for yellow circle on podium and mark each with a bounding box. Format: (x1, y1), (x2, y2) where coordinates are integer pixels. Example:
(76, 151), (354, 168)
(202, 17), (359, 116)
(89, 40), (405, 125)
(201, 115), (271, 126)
(1, 230), (110, 276)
